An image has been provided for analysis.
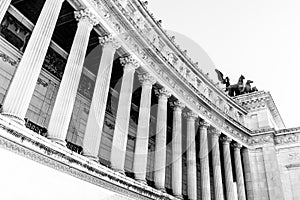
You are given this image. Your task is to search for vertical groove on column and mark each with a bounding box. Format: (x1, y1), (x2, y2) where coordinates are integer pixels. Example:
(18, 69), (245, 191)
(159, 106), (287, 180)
(233, 144), (247, 200)
(0, 0), (12, 25)
(211, 130), (224, 200)
(48, 13), (96, 143)
(154, 88), (170, 191)
(133, 73), (155, 182)
(2, 0), (64, 121)
(83, 36), (119, 159)
(185, 112), (197, 200)
(222, 137), (235, 200)
(199, 122), (211, 200)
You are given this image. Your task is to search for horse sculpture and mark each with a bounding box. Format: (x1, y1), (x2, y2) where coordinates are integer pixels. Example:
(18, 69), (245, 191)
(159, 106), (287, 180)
(227, 75), (245, 97)
(241, 80), (253, 94)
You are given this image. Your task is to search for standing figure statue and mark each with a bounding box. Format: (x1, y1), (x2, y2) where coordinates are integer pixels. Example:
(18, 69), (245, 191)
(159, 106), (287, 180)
(241, 80), (253, 94)
(215, 69), (230, 91)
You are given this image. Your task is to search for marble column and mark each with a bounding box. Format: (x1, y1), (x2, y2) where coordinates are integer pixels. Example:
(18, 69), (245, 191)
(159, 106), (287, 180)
(133, 73), (156, 183)
(233, 143), (247, 200)
(110, 56), (139, 173)
(47, 9), (98, 144)
(211, 128), (224, 200)
(170, 100), (185, 198)
(154, 88), (171, 191)
(82, 35), (120, 160)
(1, 0), (65, 123)
(199, 120), (211, 200)
(221, 136), (235, 200)
(0, 0), (12, 24)
(185, 111), (197, 200)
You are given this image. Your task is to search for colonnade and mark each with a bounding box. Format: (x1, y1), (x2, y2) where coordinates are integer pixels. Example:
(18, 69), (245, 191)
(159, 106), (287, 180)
(0, 1), (247, 199)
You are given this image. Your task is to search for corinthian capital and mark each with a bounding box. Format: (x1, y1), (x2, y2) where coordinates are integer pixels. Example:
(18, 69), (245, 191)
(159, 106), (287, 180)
(170, 100), (185, 111)
(138, 73), (156, 87)
(220, 135), (232, 144)
(184, 111), (198, 120)
(199, 120), (210, 128)
(231, 142), (243, 150)
(210, 127), (221, 137)
(74, 9), (99, 26)
(154, 87), (171, 99)
(120, 55), (140, 71)
(99, 35), (121, 49)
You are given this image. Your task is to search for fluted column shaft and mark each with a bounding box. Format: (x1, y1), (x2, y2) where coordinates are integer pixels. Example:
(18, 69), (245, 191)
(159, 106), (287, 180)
(233, 143), (247, 200)
(211, 129), (224, 200)
(171, 101), (185, 198)
(185, 111), (197, 200)
(0, 0), (11, 24)
(47, 10), (98, 144)
(82, 35), (120, 159)
(221, 136), (235, 200)
(199, 121), (211, 200)
(154, 88), (171, 191)
(133, 73), (156, 182)
(110, 56), (139, 173)
(1, 0), (64, 122)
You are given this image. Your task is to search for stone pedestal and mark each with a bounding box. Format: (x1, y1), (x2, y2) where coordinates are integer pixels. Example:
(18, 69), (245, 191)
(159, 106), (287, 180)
(133, 73), (155, 182)
(185, 111), (197, 200)
(1, 0), (65, 124)
(170, 100), (185, 197)
(211, 128), (224, 200)
(154, 88), (171, 191)
(233, 143), (246, 200)
(82, 35), (120, 160)
(221, 136), (235, 200)
(110, 56), (139, 173)
(47, 9), (98, 144)
(199, 121), (211, 200)
(0, 0), (12, 24)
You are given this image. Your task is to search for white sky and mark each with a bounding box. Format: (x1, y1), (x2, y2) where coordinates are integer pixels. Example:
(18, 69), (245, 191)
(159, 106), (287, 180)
(147, 0), (300, 128)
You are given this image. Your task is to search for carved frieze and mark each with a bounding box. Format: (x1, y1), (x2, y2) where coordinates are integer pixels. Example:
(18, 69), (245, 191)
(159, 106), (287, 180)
(0, 51), (19, 66)
(275, 133), (299, 145)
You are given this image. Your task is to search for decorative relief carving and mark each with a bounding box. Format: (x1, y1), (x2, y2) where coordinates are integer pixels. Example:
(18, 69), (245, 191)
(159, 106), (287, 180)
(0, 51), (19, 66)
(183, 111), (198, 120)
(154, 87), (171, 99)
(248, 134), (274, 145)
(169, 100), (185, 110)
(37, 78), (49, 87)
(275, 133), (299, 145)
(42, 48), (66, 79)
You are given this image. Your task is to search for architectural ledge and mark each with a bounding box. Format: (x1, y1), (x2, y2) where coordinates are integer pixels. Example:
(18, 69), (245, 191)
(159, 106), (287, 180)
(0, 115), (179, 200)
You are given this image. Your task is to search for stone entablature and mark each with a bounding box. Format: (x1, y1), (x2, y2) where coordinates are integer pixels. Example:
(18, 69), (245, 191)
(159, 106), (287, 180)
(249, 127), (300, 147)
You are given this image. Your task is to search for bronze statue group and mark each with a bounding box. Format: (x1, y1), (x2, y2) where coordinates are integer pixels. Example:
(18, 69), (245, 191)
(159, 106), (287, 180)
(215, 69), (258, 97)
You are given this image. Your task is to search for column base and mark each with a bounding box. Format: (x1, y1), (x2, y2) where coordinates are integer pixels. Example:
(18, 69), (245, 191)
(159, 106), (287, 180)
(83, 154), (100, 163)
(156, 187), (166, 193)
(135, 179), (148, 185)
(0, 113), (25, 126)
(174, 195), (183, 199)
(111, 167), (125, 175)
(47, 137), (67, 146)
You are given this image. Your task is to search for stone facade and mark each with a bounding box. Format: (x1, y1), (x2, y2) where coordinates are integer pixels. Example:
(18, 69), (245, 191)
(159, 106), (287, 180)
(0, 0), (299, 200)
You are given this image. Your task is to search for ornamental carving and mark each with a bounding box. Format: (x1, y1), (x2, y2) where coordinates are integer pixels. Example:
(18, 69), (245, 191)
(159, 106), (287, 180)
(74, 9), (99, 26)
(42, 48), (66, 79)
(169, 100), (185, 110)
(154, 87), (171, 99)
(275, 133), (299, 145)
(248, 134), (274, 145)
(183, 111), (198, 120)
(0, 51), (19, 66)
